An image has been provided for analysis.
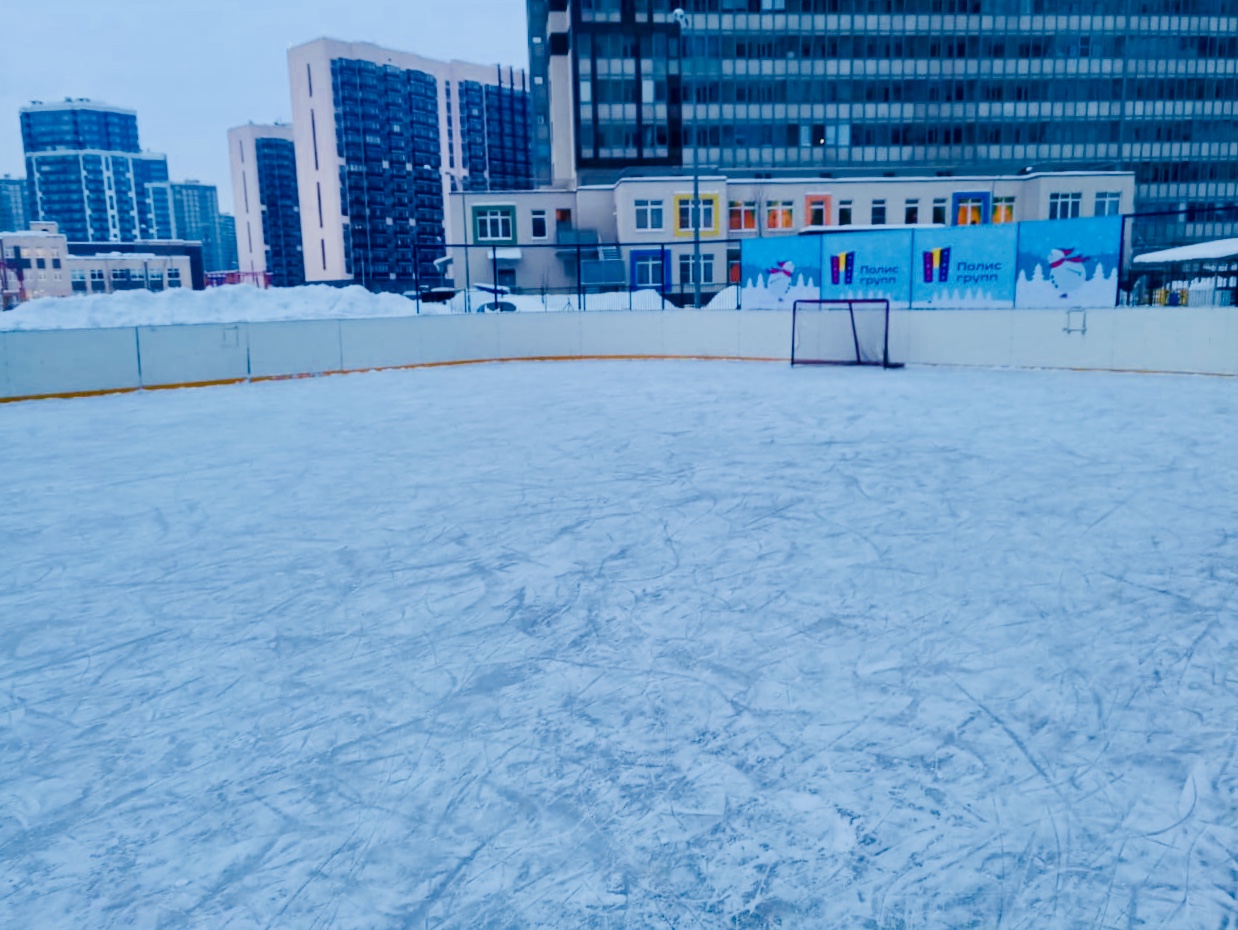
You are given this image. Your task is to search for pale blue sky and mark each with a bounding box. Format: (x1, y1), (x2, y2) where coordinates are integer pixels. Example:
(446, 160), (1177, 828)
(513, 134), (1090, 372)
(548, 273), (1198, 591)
(0, 0), (529, 209)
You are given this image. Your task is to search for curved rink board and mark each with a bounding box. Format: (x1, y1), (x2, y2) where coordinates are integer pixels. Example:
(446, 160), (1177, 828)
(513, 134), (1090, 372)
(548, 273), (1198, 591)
(1, 360), (1235, 928)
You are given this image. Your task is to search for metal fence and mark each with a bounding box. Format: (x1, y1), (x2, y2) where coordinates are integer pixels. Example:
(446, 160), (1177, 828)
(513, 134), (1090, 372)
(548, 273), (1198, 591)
(414, 238), (748, 314)
(1120, 209), (1238, 307)
(292, 208), (1238, 312)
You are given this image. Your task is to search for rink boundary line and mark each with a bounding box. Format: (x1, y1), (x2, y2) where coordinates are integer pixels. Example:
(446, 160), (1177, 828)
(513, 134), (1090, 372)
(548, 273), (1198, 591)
(0, 354), (788, 404)
(5, 355), (1235, 404)
(911, 362), (1238, 379)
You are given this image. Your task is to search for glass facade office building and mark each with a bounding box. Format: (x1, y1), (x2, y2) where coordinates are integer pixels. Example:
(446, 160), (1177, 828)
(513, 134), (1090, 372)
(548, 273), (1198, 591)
(548, 0), (1238, 248)
(147, 181), (236, 273)
(0, 176), (28, 232)
(21, 101), (169, 243)
(528, 0), (555, 185)
(20, 102), (141, 153)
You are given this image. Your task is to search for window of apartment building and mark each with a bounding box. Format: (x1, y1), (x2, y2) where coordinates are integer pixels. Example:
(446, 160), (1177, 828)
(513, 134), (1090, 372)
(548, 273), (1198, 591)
(766, 201), (794, 230)
(635, 199), (664, 231)
(905, 199), (920, 224)
(993, 197), (1016, 224)
(678, 253), (715, 286)
(111, 268), (125, 281)
(90, 269), (105, 282)
(806, 195), (831, 227)
(168, 268), (182, 286)
(633, 250), (665, 288)
(1049, 192), (1083, 220)
(1094, 192), (1122, 216)
(531, 210), (548, 239)
(838, 200), (853, 226)
(729, 201), (757, 231)
(932, 198), (947, 225)
(474, 206), (515, 242)
(955, 196), (985, 226)
(676, 196), (716, 233)
(871, 200), (887, 225)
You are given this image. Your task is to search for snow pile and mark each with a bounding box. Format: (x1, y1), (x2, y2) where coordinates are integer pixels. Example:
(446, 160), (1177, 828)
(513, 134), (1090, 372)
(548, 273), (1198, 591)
(2, 362), (1236, 928)
(0, 284), (441, 331)
(0, 285), (699, 331)
(444, 288), (671, 313)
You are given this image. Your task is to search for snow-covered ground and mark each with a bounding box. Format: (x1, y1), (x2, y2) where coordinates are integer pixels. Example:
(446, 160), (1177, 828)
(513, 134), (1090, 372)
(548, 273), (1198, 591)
(1, 361), (1235, 929)
(0, 284), (689, 331)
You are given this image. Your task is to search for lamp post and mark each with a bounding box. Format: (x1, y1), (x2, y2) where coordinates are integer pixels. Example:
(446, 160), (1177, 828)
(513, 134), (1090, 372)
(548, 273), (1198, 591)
(426, 164), (471, 312)
(673, 8), (702, 309)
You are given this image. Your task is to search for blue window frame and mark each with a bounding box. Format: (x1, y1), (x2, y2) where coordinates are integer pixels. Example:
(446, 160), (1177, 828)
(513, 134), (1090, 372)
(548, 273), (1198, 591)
(630, 248), (669, 289)
(951, 191), (991, 226)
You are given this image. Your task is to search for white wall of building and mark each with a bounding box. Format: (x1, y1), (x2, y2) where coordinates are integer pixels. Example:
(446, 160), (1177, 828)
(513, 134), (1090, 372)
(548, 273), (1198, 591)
(66, 253), (192, 294)
(228, 124), (294, 279)
(446, 170), (1136, 294)
(0, 227), (73, 302)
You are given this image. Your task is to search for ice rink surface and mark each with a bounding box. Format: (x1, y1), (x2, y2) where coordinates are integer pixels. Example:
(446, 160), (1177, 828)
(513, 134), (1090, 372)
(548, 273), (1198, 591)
(1, 360), (1236, 929)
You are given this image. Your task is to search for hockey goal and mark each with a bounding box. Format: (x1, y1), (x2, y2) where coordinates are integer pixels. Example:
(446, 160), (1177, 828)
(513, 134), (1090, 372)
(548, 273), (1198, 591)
(790, 299), (903, 368)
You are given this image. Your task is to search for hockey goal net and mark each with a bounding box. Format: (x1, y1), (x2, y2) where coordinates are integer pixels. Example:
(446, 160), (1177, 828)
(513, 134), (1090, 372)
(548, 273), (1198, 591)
(790, 299), (902, 368)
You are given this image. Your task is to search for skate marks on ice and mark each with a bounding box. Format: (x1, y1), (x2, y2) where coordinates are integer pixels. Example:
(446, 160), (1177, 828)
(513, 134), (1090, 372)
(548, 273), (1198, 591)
(1, 362), (1236, 928)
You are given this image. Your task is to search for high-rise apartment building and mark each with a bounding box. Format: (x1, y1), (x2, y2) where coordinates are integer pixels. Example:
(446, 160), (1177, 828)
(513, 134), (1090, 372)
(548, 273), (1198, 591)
(287, 38), (533, 291)
(536, 0), (1238, 248)
(218, 214), (239, 273)
(21, 99), (169, 243)
(228, 124), (305, 287)
(0, 175), (28, 232)
(147, 180), (234, 272)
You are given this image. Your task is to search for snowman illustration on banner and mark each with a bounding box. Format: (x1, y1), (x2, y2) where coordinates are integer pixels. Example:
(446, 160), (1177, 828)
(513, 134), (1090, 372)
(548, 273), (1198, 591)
(1048, 248), (1089, 299)
(766, 260), (795, 302)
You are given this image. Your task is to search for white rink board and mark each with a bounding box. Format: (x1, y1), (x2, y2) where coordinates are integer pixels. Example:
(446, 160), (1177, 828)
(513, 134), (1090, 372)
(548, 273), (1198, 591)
(247, 320), (342, 378)
(338, 316), (426, 371)
(1, 327), (141, 398)
(2, 307), (1236, 400)
(137, 324), (249, 387)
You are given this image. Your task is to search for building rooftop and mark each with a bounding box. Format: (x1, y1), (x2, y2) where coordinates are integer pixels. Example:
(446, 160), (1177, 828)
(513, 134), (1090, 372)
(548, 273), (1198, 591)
(21, 98), (137, 116)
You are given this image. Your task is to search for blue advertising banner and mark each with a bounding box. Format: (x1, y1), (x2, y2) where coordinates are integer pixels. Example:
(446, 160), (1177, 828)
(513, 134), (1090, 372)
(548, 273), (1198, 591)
(739, 236), (823, 308)
(1015, 216), (1123, 309)
(911, 224), (1019, 309)
(818, 229), (915, 308)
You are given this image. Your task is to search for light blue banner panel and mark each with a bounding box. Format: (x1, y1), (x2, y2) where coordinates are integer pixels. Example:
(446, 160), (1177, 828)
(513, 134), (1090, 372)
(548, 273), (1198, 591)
(818, 229), (915, 308)
(1015, 216), (1123, 309)
(911, 224), (1019, 309)
(740, 236), (823, 308)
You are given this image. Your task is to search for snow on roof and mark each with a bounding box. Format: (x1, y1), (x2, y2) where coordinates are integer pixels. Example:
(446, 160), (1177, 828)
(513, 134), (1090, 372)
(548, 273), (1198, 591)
(77, 252), (185, 260)
(1133, 238), (1238, 264)
(798, 223), (947, 234)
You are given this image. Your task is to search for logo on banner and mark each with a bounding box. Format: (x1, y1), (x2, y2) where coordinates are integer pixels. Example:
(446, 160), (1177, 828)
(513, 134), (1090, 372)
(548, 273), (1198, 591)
(830, 251), (856, 286)
(922, 247), (951, 284)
